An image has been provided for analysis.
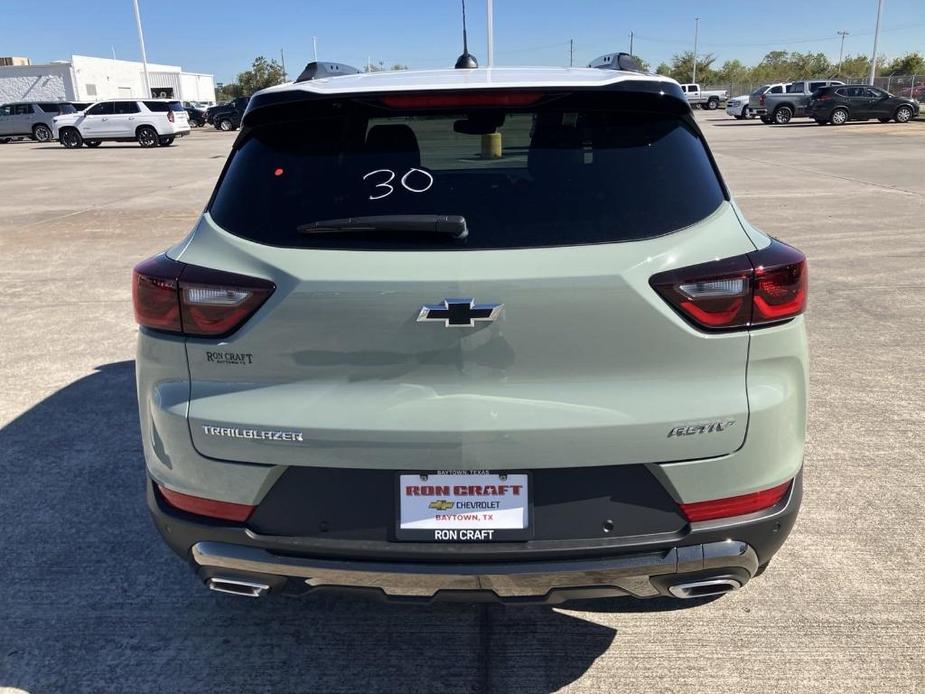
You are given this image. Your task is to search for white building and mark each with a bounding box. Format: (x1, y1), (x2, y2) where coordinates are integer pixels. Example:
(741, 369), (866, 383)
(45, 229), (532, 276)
(0, 54), (216, 104)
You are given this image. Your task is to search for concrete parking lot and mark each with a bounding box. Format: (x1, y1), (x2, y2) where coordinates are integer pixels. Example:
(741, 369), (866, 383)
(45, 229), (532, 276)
(1, 113), (923, 693)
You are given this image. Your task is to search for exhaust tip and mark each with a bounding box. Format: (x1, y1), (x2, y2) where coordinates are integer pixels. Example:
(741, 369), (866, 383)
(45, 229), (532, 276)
(668, 577), (742, 599)
(206, 576), (270, 598)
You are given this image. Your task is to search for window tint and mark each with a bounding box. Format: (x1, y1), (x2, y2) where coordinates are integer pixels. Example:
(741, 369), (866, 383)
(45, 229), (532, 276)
(86, 102), (114, 115)
(143, 101), (170, 112)
(865, 88), (883, 98)
(786, 82), (805, 93)
(751, 84), (770, 96)
(210, 97), (725, 250)
(770, 85), (784, 94)
(0, 105), (12, 116)
(834, 88), (849, 97)
(168, 101), (185, 112)
(13, 104), (33, 115)
(113, 101), (140, 114)
(809, 82), (826, 92)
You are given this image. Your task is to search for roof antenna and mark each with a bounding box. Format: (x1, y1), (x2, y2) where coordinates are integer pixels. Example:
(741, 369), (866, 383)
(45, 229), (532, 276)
(455, 0), (478, 69)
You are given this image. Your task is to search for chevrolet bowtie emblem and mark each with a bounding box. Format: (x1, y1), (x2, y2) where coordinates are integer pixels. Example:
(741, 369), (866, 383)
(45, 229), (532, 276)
(428, 500), (455, 511)
(417, 298), (503, 327)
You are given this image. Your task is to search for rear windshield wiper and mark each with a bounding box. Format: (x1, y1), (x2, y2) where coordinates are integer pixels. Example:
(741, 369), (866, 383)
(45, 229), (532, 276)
(297, 215), (468, 240)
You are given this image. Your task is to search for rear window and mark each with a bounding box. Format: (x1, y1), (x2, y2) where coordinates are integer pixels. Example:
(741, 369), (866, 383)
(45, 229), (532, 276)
(209, 94), (726, 250)
(146, 100), (185, 112)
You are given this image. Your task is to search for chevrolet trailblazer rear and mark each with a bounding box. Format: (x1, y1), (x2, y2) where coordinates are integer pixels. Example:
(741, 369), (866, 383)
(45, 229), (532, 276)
(133, 56), (807, 603)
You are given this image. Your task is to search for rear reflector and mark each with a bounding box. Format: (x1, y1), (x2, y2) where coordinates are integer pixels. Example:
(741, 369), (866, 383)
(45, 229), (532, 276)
(650, 239), (807, 331)
(380, 91), (544, 109)
(132, 254), (275, 337)
(157, 484), (255, 522)
(679, 480), (792, 522)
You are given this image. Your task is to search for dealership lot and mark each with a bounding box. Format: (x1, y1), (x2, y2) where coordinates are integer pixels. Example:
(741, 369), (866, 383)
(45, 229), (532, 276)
(1, 113), (923, 692)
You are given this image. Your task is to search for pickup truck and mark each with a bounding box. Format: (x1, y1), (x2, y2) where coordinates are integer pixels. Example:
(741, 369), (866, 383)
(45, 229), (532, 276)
(679, 84), (728, 110)
(207, 96), (249, 131)
(756, 79), (844, 124)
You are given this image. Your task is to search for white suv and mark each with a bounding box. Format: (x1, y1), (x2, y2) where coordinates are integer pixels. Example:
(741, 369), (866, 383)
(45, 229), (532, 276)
(52, 99), (190, 148)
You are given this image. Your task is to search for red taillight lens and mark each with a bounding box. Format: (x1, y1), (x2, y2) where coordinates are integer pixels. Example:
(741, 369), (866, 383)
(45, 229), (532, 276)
(132, 254), (275, 337)
(679, 480), (792, 522)
(157, 484), (254, 522)
(133, 255), (183, 331)
(380, 91), (544, 109)
(650, 239), (807, 331)
(816, 93), (831, 101)
(759, 94), (765, 107)
(167, 110), (175, 122)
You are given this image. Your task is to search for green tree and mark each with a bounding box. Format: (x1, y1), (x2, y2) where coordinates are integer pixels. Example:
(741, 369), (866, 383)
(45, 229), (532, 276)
(236, 56), (287, 95)
(666, 51), (718, 84)
(885, 52), (925, 75)
(837, 54), (872, 79)
(655, 62), (672, 76)
(716, 59), (749, 84)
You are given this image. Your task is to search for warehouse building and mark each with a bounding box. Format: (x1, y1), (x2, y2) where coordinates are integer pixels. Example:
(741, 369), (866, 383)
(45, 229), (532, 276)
(0, 54), (215, 104)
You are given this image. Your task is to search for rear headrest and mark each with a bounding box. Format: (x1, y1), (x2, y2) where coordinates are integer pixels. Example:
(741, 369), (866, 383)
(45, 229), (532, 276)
(365, 124), (421, 168)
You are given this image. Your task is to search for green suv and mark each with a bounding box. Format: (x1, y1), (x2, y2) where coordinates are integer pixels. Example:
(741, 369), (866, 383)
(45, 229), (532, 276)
(133, 57), (808, 602)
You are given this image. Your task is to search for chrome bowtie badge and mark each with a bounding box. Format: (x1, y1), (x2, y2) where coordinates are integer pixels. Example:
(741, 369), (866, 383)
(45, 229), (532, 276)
(417, 298), (503, 327)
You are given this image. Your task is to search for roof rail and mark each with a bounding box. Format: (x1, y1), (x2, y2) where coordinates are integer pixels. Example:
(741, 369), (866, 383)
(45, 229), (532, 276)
(295, 61), (360, 83)
(587, 52), (646, 73)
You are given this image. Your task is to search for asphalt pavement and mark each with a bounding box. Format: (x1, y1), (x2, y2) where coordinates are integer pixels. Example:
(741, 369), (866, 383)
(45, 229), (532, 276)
(1, 113), (923, 693)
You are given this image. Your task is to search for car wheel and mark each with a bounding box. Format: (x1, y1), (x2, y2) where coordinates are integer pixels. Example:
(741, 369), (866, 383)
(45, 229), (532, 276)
(773, 106), (793, 125)
(707, 98), (719, 110)
(760, 115), (773, 124)
(84, 139), (102, 148)
(0, 137), (12, 144)
(32, 124), (53, 142)
(219, 118), (234, 131)
(158, 136), (175, 146)
(894, 105), (913, 123)
(830, 108), (848, 125)
(60, 128), (83, 149)
(741, 105), (749, 119)
(137, 126), (159, 148)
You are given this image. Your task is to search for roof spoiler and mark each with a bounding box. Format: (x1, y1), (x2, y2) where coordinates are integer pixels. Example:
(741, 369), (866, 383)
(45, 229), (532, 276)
(587, 52), (646, 73)
(295, 61), (360, 83)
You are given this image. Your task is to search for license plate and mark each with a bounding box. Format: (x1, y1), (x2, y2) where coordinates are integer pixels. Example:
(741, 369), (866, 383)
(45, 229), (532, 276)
(396, 472), (531, 541)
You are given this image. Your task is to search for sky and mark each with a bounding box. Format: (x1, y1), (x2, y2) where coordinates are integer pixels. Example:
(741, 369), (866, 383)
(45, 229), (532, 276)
(2, 0), (923, 82)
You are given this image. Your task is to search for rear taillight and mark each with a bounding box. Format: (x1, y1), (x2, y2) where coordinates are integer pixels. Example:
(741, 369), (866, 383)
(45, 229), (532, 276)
(816, 93), (832, 101)
(679, 480), (792, 522)
(167, 110), (175, 122)
(759, 94), (765, 107)
(157, 484), (254, 522)
(132, 254), (274, 337)
(650, 239), (807, 331)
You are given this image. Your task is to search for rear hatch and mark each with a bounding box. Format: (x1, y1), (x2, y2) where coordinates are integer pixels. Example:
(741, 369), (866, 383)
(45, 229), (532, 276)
(176, 87), (755, 470)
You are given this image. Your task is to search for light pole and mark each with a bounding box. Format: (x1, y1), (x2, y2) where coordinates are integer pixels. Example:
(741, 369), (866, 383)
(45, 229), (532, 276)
(868, 0), (884, 85)
(486, 0), (494, 67)
(312, 36), (319, 62)
(836, 31), (849, 75)
(692, 17), (700, 84)
(629, 31), (634, 56)
(131, 0), (151, 98)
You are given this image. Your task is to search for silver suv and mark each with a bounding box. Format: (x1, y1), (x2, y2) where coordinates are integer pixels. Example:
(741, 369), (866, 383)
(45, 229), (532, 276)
(133, 59), (808, 603)
(0, 101), (76, 143)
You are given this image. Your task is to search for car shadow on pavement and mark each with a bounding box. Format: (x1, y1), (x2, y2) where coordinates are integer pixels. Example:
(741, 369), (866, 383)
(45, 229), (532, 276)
(1, 361), (632, 693)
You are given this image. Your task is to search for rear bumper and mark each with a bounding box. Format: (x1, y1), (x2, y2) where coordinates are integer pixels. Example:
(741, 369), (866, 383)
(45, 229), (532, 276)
(147, 468), (802, 603)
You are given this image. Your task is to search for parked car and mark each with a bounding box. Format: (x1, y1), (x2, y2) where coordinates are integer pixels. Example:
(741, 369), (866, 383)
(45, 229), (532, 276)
(807, 85), (919, 125)
(133, 59), (808, 603)
(209, 96), (249, 131)
(183, 104), (208, 127)
(52, 99), (190, 148)
(725, 94), (755, 119)
(679, 83), (727, 110)
(0, 101), (77, 143)
(746, 83), (791, 123)
(758, 79), (845, 124)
